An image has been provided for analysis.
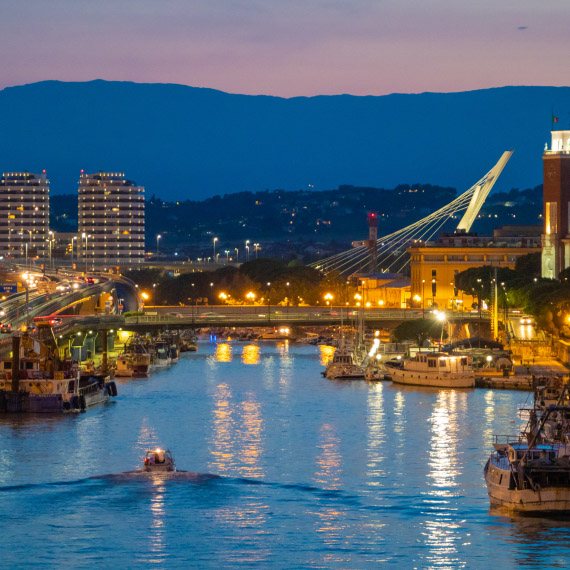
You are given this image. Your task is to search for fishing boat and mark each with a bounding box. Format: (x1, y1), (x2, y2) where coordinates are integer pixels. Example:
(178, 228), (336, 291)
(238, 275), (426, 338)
(152, 340), (171, 367)
(0, 333), (117, 413)
(485, 438), (570, 513)
(388, 352), (475, 388)
(115, 338), (151, 378)
(484, 377), (570, 513)
(143, 448), (175, 472)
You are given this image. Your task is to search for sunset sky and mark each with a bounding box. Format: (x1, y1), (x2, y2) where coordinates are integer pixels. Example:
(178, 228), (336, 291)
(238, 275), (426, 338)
(1, 0), (569, 97)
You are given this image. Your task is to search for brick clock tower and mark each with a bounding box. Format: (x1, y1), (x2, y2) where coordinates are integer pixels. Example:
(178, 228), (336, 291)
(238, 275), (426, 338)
(542, 130), (570, 279)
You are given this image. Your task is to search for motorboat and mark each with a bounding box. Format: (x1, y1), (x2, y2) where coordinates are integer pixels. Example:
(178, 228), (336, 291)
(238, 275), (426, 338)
(389, 352), (475, 388)
(143, 448), (176, 472)
(115, 338), (151, 378)
(323, 347), (365, 380)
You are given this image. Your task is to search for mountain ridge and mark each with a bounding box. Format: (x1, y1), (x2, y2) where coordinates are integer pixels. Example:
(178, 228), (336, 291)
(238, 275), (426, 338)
(0, 80), (567, 199)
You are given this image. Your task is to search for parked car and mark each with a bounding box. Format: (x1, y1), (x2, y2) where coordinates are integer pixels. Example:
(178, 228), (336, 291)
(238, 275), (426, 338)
(0, 323), (12, 333)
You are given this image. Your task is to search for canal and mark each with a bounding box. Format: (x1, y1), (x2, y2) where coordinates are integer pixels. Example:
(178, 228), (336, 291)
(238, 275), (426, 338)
(1, 342), (569, 568)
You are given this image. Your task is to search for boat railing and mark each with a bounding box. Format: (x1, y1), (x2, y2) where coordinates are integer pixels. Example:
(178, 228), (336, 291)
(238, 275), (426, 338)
(493, 434), (524, 445)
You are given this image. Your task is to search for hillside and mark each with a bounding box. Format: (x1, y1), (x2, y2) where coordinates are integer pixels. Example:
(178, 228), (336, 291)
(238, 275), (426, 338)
(0, 81), (567, 199)
(50, 184), (542, 257)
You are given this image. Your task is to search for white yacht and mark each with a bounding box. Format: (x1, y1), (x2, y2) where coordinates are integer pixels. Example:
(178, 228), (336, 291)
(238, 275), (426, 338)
(389, 352), (475, 388)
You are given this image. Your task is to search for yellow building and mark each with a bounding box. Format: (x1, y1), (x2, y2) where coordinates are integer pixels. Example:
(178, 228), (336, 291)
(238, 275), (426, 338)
(357, 273), (411, 308)
(408, 242), (540, 310)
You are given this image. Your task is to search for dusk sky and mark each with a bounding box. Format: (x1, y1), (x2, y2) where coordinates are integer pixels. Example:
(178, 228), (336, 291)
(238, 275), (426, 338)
(2, 0), (569, 97)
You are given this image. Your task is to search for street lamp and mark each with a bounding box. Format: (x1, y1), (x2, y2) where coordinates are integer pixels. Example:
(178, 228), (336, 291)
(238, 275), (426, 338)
(71, 236), (77, 266)
(246, 291), (256, 303)
(47, 230), (54, 269)
(245, 240), (250, 262)
(213, 237), (218, 258)
(234, 247), (239, 262)
(225, 249), (230, 264)
(324, 292), (334, 306)
(254, 242), (260, 259)
(435, 310), (446, 350)
(156, 234), (162, 254)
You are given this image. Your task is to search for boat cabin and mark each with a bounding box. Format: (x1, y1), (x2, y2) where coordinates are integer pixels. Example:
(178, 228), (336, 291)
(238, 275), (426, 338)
(408, 352), (471, 373)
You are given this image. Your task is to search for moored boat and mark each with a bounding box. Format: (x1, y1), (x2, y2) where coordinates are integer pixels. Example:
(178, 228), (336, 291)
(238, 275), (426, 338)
(389, 352), (475, 388)
(484, 438), (570, 513)
(485, 378), (570, 513)
(0, 333), (117, 413)
(323, 347), (365, 380)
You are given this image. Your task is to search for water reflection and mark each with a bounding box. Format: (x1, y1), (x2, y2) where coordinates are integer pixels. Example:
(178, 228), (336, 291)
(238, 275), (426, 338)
(319, 345), (335, 366)
(314, 423), (342, 490)
(147, 475), (167, 565)
(209, 383), (235, 474)
(312, 422), (348, 564)
(214, 343), (233, 363)
(241, 344), (260, 365)
(421, 390), (466, 569)
(366, 383), (386, 486)
(238, 395), (264, 479)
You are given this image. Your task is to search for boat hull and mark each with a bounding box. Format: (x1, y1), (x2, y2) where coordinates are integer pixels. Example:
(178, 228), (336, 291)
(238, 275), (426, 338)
(390, 367), (474, 388)
(485, 461), (570, 513)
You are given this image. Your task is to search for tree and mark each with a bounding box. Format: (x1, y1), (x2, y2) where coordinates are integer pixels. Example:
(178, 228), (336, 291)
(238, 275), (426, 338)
(392, 318), (446, 346)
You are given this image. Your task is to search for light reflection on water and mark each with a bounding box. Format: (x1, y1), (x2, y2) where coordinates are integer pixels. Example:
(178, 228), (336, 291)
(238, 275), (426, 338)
(319, 344), (335, 366)
(241, 343), (260, 365)
(422, 390), (466, 569)
(1, 343), (570, 567)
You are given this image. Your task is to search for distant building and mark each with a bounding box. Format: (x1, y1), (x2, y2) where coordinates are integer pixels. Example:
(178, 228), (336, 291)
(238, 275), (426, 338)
(408, 230), (540, 310)
(0, 171), (49, 260)
(78, 172), (145, 267)
(542, 130), (570, 278)
(357, 273), (411, 308)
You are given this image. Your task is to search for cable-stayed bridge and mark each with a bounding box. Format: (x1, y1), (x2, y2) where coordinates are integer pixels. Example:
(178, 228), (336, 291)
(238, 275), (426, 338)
(311, 151), (513, 276)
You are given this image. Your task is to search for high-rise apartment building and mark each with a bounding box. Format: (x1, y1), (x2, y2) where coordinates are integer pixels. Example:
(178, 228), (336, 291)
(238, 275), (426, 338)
(78, 172), (145, 267)
(0, 171), (50, 260)
(542, 130), (570, 279)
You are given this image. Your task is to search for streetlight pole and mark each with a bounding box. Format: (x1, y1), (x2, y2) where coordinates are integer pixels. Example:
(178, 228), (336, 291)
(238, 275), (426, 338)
(234, 247), (239, 262)
(71, 236), (77, 267)
(156, 234), (162, 254)
(266, 282), (271, 323)
(254, 243), (260, 259)
(225, 249), (230, 264)
(213, 237), (218, 259)
(245, 240), (250, 262)
(421, 279), (425, 318)
(82, 232), (87, 273)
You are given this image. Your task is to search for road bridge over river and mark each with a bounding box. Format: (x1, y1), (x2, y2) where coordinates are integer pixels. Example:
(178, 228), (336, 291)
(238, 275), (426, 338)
(50, 306), (490, 335)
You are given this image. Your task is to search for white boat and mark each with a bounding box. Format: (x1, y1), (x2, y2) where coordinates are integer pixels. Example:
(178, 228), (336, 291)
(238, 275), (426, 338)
(143, 448), (175, 472)
(389, 352), (475, 388)
(324, 348), (365, 380)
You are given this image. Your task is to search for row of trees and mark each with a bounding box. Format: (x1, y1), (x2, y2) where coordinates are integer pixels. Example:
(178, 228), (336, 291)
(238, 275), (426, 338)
(126, 259), (352, 306)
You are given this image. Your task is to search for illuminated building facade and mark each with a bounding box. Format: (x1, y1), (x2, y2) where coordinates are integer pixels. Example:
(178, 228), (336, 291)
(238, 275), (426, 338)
(408, 241), (540, 310)
(78, 172), (145, 267)
(542, 130), (570, 279)
(0, 171), (49, 260)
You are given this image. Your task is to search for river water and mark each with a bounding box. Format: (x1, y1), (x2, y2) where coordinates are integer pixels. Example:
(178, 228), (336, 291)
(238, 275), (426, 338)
(1, 342), (570, 568)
